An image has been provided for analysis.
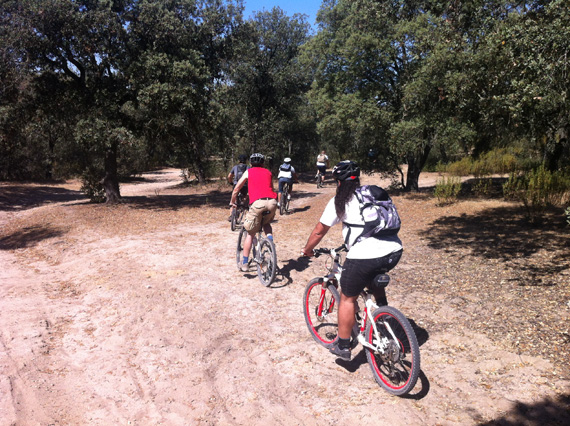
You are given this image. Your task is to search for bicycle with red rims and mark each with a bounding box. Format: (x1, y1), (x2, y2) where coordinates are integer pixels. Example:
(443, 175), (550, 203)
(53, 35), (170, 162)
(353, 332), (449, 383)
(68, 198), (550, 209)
(302, 244), (420, 396)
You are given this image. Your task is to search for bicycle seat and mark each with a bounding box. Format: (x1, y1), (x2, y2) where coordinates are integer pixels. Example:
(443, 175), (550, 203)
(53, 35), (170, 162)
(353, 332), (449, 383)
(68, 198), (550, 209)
(369, 273), (390, 290)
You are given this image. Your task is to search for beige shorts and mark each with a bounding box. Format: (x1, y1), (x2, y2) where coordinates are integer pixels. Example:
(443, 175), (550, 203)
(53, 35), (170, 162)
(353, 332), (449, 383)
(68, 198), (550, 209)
(244, 198), (277, 234)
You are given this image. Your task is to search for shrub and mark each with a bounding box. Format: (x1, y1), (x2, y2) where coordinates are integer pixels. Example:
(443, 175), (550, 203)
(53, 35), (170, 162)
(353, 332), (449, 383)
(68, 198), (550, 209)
(446, 157), (473, 176)
(472, 178), (493, 197)
(434, 176), (462, 205)
(565, 206), (570, 226)
(503, 165), (570, 224)
(80, 169), (106, 203)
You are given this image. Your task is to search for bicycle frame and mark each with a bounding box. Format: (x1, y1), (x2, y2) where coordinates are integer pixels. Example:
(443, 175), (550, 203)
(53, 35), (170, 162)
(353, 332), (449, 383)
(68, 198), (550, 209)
(316, 247), (399, 356)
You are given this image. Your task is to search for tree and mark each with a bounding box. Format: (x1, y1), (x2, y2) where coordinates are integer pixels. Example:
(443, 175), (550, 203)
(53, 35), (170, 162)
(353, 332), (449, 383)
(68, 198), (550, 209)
(1, 0), (243, 199)
(223, 7), (315, 167)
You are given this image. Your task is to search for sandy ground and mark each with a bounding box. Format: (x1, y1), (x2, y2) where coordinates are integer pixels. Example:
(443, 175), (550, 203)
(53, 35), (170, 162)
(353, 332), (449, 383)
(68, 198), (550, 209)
(0, 169), (569, 426)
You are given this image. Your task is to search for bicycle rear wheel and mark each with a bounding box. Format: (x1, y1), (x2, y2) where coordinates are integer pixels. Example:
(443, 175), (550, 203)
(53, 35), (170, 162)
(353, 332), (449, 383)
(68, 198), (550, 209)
(279, 187), (287, 215)
(303, 278), (340, 347)
(284, 185), (291, 213)
(256, 238), (277, 287)
(236, 206), (246, 228)
(230, 208), (238, 231)
(365, 306), (420, 396)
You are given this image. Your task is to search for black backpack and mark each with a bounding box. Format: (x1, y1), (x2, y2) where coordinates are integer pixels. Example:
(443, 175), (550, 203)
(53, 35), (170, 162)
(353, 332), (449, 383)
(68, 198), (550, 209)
(279, 163), (291, 172)
(235, 163), (248, 181)
(343, 185), (401, 245)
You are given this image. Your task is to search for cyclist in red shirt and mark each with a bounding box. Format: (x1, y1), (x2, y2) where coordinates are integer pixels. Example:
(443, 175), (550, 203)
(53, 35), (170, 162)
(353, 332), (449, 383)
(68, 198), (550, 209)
(230, 153), (278, 272)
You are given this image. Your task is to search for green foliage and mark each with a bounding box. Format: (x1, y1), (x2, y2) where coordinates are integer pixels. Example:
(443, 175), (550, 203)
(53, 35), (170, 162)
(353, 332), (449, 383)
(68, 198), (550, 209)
(80, 169), (106, 204)
(565, 206), (570, 226)
(503, 165), (570, 224)
(472, 178), (493, 197)
(434, 176), (462, 205)
(442, 148), (529, 177)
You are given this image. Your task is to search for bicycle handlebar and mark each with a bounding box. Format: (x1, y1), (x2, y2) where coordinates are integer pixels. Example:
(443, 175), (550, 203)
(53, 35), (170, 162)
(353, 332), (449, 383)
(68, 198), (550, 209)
(313, 244), (347, 257)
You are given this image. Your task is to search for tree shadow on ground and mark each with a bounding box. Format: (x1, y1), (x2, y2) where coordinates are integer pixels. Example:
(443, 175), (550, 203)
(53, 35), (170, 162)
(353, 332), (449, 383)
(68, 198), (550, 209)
(122, 190), (230, 211)
(0, 185), (85, 212)
(286, 206), (311, 215)
(420, 205), (570, 281)
(274, 256), (312, 286)
(291, 191), (320, 200)
(0, 225), (66, 250)
(478, 393), (570, 426)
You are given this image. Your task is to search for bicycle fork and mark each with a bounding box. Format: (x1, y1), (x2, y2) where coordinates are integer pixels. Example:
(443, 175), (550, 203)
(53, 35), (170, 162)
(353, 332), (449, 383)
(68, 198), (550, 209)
(356, 297), (399, 355)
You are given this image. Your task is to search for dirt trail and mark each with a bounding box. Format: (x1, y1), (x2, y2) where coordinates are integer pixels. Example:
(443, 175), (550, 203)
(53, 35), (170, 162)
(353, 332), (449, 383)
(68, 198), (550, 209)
(0, 170), (568, 426)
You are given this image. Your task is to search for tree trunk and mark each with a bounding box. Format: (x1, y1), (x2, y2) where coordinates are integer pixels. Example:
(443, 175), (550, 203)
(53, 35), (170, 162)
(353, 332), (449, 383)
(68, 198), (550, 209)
(103, 144), (121, 204)
(404, 145), (431, 192)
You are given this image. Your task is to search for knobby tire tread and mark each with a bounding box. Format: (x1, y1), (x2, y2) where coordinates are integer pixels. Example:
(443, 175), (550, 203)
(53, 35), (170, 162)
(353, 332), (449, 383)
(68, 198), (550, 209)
(365, 306), (420, 396)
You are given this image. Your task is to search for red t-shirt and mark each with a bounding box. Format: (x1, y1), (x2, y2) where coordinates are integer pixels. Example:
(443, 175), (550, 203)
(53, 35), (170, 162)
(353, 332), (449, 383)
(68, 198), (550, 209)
(248, 167), (277, 203)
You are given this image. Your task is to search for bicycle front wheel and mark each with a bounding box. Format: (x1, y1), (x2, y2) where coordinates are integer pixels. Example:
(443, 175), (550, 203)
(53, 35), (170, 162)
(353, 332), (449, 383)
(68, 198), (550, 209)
(303, 278), (340, 347)
(236, 227), (247, 270)
(256, 238), (277, 287)
(365, 306), (420, 396)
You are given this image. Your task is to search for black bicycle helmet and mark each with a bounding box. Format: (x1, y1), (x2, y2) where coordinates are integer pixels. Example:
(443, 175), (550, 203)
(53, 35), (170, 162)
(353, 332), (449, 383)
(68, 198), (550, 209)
(238, 154), (247, 162)
(332, 160), (360, 181)
(250, 152), (265, 165)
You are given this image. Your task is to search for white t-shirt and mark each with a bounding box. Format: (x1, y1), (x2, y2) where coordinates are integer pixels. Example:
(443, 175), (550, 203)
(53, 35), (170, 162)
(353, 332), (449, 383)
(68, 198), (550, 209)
(319, 195), (402, 259)
(277, 164), (295, 179)
(316, 154), (328, 167)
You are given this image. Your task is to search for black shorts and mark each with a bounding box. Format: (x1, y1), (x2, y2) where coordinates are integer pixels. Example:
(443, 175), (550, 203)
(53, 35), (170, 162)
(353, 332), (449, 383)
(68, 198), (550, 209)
(339, 250), (403, 297)
(317, 165), (327, 175)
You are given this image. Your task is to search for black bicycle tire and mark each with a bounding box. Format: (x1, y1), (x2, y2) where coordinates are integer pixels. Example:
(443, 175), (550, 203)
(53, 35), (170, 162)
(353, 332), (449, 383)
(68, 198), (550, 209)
(256, 238), (277, 287)
(365, 306), (420, 396)
(303, 278), (341, 347)
(279, 187), (286, 215)
(284, 183), (291, 213)
(236, 206), (246, 228)
(230, 208), (238, 231)
(236, 227), (247, 270)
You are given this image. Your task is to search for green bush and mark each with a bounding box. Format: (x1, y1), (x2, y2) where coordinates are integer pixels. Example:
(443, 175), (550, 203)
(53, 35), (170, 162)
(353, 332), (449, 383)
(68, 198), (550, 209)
(80, 169), (106, 203)
(442, 148), (525, 177)
(434, 176), (462, 205)
(472, 178), (493, 197)
(445, 157), (473, 176)
(566, 206), (570, 226)
(503, 165), (570, 224)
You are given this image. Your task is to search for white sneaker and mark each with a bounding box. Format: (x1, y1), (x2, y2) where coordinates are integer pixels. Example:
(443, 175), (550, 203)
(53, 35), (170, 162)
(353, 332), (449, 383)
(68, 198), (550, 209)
(240, 263), (249, 272)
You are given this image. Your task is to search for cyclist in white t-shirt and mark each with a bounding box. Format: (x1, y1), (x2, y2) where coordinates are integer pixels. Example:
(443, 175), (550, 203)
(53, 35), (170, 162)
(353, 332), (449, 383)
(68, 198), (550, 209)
(300, 160), (403, 361)
(277, 157), (298, 208)
(316, 150), (329, 180)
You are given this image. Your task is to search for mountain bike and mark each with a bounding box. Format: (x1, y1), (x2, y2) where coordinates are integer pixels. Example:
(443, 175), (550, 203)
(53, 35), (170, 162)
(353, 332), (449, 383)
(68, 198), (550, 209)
(236, 222), (277, 287)
(302, 245), (420, 396)
(316, 170), (324, 188)
(230, 191), (249, 231)
(280, 182), (291, 215)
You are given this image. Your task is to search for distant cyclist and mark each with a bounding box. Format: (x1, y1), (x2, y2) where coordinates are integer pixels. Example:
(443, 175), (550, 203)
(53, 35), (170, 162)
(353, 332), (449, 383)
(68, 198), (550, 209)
(277, 157), (299, 210)
(316, 150), (329, 182)
(227, 154), (249, 221)
(230, 153), (278, 272)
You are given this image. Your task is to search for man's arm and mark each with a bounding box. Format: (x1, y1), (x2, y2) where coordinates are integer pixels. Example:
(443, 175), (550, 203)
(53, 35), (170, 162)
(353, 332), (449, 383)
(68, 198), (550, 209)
(230, 171), (248, 205)
(301, 222), (331, 257)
